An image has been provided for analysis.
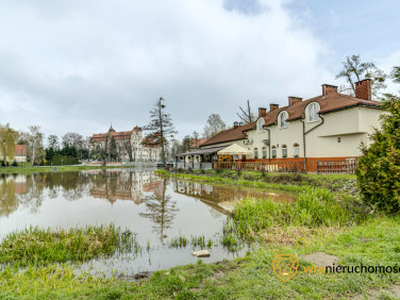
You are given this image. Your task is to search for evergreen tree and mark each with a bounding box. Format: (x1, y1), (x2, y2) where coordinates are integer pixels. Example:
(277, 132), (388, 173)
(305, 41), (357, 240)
(356, 65), (400, 212)
(144, 97), (177, 167)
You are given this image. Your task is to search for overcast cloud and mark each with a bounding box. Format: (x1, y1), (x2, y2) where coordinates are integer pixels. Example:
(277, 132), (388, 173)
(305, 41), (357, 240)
(0, 0), (398, 141)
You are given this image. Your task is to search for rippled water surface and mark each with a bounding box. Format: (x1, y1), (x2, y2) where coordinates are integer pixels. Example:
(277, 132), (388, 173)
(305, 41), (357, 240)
(0, 169), (295, 275)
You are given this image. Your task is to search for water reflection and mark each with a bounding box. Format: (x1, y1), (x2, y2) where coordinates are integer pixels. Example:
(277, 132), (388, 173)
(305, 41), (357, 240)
(88, 169), (162, 205)
(0, 169), (297, 273)
(140, 178), (179, 242)
(0, 176), (20, 217)
(172, 179), (296, 213)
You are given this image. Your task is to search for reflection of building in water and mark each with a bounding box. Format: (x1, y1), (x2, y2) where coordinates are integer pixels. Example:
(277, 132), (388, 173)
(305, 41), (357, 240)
(13, 175), (27, 194)
(88, 169), (162, 205)
(173, 179), (295, 213)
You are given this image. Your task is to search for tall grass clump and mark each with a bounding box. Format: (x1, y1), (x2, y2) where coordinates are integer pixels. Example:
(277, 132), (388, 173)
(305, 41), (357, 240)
(0, 224), (135, 266)
(229, 186), (363, 241)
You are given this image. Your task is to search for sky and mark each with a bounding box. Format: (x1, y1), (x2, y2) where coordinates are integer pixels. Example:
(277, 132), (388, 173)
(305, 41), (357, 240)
(1, 0), (399, 142)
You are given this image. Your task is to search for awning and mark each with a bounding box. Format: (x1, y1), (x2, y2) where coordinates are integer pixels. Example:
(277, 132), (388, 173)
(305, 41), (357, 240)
(217, 144), (252, 156)
(178, 146), (227, 156)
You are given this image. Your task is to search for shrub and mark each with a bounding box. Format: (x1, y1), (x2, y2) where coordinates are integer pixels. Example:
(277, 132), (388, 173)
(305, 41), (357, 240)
(240, 171), (262, 181)
(356, 97), (400, 212)
(12, 160), (18, 167)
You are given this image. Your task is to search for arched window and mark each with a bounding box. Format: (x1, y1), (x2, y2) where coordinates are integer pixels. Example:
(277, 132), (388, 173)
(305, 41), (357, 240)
(282, 144), (288, 158)
(257, 118), (265, 133)
(271, 146), (277, 158)
(279, 111), (288, 128)
(262, 147), (267, 159)
(293, 143), (300, 157)
(254, 148), (259, 159)
(308, 103), (320, 122)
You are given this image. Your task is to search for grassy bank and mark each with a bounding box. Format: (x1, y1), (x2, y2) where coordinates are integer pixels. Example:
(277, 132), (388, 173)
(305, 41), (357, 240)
(1, 216), (399, 299)
(0, 165), (133, 175)
(0, 224), (135, 267)
(1, 170), (397, 299)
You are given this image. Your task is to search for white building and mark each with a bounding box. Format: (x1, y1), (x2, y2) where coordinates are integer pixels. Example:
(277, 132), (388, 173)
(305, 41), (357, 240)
(192, 79), (382, 171)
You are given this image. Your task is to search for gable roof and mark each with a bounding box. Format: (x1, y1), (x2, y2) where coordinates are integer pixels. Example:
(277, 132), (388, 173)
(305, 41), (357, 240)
(189, 138), (208, 149)
(201, 92), (382, 147)
(201, 123), (255, 147)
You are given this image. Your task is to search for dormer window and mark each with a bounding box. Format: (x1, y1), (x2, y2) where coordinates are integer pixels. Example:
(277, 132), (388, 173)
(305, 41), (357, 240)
(257, 118), (265, 133)
(279, 111), (288, 128)
(308, 103), (320, 122)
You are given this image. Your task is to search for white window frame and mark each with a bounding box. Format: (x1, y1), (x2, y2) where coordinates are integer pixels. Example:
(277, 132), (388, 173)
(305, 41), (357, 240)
(257, 118), (265, 133)
(293, 143), (300, 157)
(271, 146), (277, 158)
(308, 103), (320, 123)
(282, 145), (288, 158)
(279, 111), (288, 129)
(262, 147), (267, 159)
(254, 148), (259, 159)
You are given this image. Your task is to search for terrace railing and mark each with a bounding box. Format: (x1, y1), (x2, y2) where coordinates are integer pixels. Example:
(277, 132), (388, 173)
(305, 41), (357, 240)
(174, 159), (358, 174)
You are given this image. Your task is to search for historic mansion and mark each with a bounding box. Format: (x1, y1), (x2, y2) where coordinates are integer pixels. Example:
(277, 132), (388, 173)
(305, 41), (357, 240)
(89, 125), (161, 162)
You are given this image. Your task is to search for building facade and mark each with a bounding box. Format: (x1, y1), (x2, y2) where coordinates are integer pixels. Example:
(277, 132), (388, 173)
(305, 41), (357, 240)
(89, 125), (161, 162)
(192, 79), (382, 167)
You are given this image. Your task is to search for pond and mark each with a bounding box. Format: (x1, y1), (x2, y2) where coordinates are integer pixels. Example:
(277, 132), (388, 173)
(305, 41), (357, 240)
(0, 169), (296, 276)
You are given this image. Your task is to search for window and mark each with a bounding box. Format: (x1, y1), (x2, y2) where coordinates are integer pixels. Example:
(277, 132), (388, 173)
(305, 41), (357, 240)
(293, 143), (300, 157)
(254, 148), (258, 159)
(279, 111), (288, 128)
(271, 146), (277, 158)
(308, 103), (320, 122)
(262, 147), (267, 159)
(257, 118), (265, 133)
(282, 145), (287, 158)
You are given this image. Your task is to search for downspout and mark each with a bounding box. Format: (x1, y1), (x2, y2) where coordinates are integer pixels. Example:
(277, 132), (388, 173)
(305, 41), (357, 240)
(301, 115), (325, 172)
(300, 119), (306, 171)
(266, 128), (271, 162)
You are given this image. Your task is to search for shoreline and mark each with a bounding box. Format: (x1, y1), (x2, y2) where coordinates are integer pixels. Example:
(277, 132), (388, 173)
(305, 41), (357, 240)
(0, 164), (135, 175)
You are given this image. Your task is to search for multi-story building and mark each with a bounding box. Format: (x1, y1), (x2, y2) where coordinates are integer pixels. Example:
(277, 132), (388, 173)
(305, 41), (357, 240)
(89, 125), (161, 162)
(178, 79), (383, 171)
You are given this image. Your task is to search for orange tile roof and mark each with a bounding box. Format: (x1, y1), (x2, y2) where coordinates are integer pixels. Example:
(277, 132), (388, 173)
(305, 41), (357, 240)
(15, 145), (26, 156)
(189, 138), (208, 149)
(90, 126), (142, 142)
(201, 122), (255, 147)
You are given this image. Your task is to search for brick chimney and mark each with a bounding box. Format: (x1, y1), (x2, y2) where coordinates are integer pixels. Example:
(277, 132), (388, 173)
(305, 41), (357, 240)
(322, 84), (338, 96)
(355, 79), (372, 101)
(270, 104), (279, 111)
(258, 107), (267, 118)
(233, 121), (239, 129)
(288, 96), (302, 106)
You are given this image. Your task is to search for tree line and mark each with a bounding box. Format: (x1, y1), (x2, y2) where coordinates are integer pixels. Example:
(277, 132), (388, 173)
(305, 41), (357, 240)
(0, 125), (90, 166)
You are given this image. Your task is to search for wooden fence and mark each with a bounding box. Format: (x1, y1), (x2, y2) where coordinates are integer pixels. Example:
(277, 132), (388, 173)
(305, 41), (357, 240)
(211, 159), (358, 174)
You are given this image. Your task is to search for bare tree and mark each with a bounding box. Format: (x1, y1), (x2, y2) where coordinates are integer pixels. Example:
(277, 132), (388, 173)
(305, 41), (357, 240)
(237, 100), (256, 124)
(47, 135), (60, 150)
(203, 114), (226, 138)
(144, 97), (177, 167)
(123, 137), (134, 162)
(23, 125), (45, 166)
(62, 132), (85, 149)
(336, 54), (387, 97)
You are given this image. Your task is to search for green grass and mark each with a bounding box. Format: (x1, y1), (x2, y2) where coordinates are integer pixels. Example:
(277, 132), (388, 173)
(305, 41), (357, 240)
(0, 165), (134, 174)
(1, 216), (400, 299)
(0, 170), (396, 299)
(0, 224), (135, 266)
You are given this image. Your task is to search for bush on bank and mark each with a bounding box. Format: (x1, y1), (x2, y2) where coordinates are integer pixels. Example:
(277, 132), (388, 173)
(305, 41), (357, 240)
(0, 224), (134, 266)
(357, 97), (400, 212)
